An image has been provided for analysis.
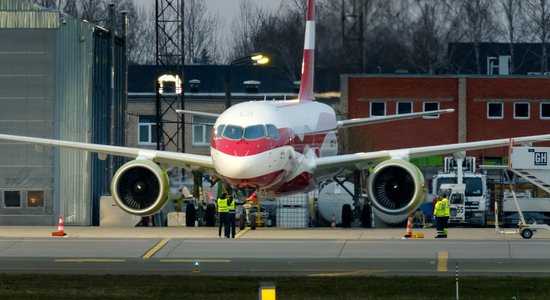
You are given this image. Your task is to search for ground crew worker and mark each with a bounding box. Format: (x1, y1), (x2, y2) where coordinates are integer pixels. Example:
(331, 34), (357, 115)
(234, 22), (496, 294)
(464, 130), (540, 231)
(433, 193), (449, 238)
(442, 193), (451, 237)
(227, 196), (236, 238)
(217, 193), (228, 238)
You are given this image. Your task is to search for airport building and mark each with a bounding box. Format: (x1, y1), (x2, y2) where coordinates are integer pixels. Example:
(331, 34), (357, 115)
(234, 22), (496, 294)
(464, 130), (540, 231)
(0, 0), (125, 225)
(341, 75), (550, 160)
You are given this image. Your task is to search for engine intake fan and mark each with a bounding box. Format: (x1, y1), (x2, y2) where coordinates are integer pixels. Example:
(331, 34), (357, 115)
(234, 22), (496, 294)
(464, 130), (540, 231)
(367, 159), (425, 224)
(111, 160), (170, 216)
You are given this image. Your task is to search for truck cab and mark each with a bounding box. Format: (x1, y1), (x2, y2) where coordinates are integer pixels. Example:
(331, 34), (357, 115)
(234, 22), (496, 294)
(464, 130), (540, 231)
(440, 183), (466, 223)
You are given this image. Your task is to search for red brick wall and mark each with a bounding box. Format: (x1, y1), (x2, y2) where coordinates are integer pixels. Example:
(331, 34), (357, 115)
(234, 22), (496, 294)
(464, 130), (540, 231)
(347, 77), (458, 152)
(346, 76), (550, 157)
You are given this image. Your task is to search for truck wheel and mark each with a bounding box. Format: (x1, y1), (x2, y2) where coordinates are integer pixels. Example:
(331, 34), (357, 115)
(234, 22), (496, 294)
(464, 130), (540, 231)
(185, 203), (196, 227)
(239, 215), (246, 230)
(521, 228), (533, 239)
(251, 217), (257, 230)
(342, 204), (352, 228)
(205, 204), (216, 227)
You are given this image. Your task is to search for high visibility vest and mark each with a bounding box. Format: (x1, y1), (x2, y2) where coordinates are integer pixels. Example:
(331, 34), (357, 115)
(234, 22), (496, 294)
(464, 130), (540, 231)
(434, 199), (446, 217)
(227, 199), (236, 214)
(441, 198), (450, 217)
(217, 198), (228, 213)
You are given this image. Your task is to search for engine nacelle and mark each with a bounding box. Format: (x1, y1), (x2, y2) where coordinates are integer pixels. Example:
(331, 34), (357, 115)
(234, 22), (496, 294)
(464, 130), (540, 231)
(367, 159), (425, 224)
(111, 160), (170, 216)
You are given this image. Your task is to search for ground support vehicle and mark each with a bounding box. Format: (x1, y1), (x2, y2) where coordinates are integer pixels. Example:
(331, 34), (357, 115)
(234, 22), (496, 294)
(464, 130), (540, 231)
(429, 157), (489, 226)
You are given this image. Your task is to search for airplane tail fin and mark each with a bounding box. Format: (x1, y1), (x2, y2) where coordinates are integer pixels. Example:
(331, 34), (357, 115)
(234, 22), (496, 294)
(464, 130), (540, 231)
(297, 0), (315, 102)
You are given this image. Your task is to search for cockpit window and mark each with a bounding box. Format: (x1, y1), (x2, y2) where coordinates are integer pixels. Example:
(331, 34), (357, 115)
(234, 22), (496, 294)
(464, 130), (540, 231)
(266, 124), (279, 140)
(223, 125), (244, 140)
(214, 125), (225, 138)
(244, 124), (266, 140)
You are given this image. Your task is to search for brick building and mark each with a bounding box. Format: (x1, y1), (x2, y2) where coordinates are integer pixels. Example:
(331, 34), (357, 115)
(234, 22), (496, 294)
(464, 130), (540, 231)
(341, 75), (550, 160)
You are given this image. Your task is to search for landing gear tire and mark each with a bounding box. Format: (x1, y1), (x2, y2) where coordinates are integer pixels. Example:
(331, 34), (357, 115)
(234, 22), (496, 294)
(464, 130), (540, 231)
(205, 204), (216, 227)
(185, 203), (196, 227)
(521, 228), (533, 239)
(239, 215), (246, 230)
(342, 204), (352, 228)
(251, 217), (257, 230)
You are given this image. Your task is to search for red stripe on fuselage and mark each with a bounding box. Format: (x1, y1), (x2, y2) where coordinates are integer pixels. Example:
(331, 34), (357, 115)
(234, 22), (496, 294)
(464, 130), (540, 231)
(211, 127), (335, 158)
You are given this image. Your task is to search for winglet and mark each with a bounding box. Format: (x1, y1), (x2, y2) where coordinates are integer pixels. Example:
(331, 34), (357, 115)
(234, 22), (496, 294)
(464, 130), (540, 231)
(297, 0), (315, 102)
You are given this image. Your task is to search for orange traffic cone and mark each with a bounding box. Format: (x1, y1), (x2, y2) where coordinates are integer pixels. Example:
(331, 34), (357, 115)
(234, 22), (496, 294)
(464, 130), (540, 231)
(403, 216), (413, 238)
(331, 214), (336, 228)
(52, 215), (66, 236)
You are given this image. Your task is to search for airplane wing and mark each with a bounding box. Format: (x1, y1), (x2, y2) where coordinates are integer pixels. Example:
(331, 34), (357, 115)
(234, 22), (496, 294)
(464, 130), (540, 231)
(0, 133), (215, 172)
(337, 109), (455, 128)
(175, 109), (221, 118)
(313, 134), (550, 177)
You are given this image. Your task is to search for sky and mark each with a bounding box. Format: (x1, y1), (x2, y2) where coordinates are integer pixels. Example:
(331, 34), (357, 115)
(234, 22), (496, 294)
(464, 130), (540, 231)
(134, 0), (283, 23)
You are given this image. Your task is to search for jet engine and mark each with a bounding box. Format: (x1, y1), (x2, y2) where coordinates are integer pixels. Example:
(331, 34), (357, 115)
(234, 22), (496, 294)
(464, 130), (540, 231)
(111, 160), (170, 216)
(367, 159), (425, 224)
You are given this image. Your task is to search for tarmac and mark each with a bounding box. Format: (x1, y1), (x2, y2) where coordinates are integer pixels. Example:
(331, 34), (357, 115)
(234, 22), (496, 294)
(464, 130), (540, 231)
(1, 225), (548, 240)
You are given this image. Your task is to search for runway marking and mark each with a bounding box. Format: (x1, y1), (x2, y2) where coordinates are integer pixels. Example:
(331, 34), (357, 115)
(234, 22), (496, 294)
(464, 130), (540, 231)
(308, 269), (384, 277)
(142, 238), (170, 259)
(235, 228), (250, 238)
(437, 251), (448, 272)
(160, 259), (231, 263)
(55, 259), (125, 263)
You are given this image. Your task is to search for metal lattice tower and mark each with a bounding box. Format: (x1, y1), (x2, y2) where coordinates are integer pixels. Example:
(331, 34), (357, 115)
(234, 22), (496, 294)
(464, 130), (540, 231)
(155, 0), (185, 152)
(341, 0), (365, 73)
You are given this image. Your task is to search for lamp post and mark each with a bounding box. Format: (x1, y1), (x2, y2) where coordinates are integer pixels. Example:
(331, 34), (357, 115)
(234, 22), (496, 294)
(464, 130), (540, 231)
(225, 53), (269, 109)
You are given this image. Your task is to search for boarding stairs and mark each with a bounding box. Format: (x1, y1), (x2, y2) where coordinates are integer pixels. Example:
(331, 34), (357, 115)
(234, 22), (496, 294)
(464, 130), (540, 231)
(506, 146), (550, 238)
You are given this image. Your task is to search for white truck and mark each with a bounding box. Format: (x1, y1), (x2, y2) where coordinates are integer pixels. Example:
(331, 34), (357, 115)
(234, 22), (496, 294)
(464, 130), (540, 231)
(429, 157), (489, 226)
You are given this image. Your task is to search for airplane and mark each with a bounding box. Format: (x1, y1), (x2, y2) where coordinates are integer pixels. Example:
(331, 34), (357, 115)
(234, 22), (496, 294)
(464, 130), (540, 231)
(1, 0), (550, 225)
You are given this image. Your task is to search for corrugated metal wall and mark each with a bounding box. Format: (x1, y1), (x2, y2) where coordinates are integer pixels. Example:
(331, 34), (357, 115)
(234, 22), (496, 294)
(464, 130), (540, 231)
(54, 14), (95, 225)
(0, 28), (56, 225)
(0, 0), (126, 225)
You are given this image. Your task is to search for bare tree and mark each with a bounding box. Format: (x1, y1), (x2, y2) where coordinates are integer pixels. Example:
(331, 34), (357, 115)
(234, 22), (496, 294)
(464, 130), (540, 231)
(408, 0), (454, 74)
(229, 0), (271, 62)
(524, 0), (550, 72)
(498, 0), (523, 74)
(456, 0), (498, 74)
(184, 0), (221, 64)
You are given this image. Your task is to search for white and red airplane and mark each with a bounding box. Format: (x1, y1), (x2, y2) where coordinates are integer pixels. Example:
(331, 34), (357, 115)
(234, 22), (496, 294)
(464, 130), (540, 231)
(1, 0), (549, 224)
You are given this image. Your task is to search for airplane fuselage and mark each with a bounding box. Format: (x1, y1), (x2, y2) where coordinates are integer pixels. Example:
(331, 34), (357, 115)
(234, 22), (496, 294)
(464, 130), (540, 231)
(210, 100), (338, 196)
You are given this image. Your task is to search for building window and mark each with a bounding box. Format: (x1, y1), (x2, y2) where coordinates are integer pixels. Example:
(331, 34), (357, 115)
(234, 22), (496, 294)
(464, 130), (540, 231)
(487, 102), (503, 119)
(541, 102), (550, 120)
(423, 101), (440, 119)
(370, 101), (386, 116)
(397, 101), (412, 114)
(514, 102), (530, 119)
(4, 191), (21, 208)
(28, 191), (44, 208)
(138, 116), (157, 145)
(193, 116), (215, 146)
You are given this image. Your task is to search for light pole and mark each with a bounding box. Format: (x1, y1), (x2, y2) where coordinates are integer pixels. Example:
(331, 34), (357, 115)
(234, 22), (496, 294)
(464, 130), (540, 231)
(224, 53), (269, 109)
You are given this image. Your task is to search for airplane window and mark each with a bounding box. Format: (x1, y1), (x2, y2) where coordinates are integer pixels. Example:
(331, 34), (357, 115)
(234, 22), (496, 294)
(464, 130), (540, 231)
(244, 125), (266, 140)
(223, 125), (243, 140)
(266, 124), (279, 140)
(214, 125), (225, 138)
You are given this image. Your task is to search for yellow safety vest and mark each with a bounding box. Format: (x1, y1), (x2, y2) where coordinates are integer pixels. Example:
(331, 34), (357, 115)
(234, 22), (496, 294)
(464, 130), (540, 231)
(227, 199), (235, 214)
(442, 198), (450, 217)
(434, 198), (447, 217)
(217, 198), (228, 213)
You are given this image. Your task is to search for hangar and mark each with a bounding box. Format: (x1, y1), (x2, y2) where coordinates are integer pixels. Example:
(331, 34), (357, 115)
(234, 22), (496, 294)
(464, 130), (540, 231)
(0, 0), (125, 225)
